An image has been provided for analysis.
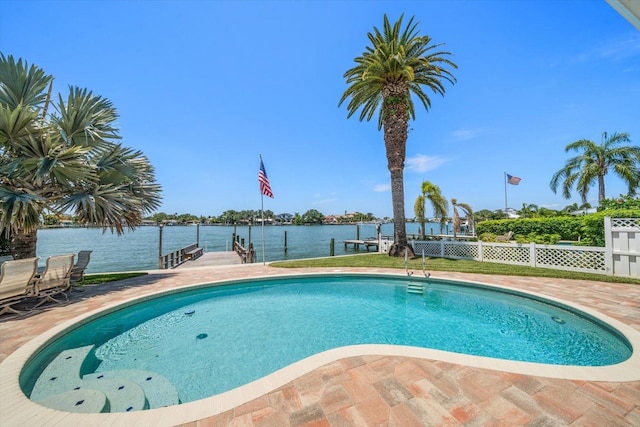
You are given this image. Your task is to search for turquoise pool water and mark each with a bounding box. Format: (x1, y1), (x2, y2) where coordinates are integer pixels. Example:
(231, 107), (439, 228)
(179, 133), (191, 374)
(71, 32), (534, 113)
(21, 275), (632, 407)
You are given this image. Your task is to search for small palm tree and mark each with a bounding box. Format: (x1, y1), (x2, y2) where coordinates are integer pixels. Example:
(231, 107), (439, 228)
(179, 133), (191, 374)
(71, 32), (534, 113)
(518, 203), (539, 218)
(550, 132), (640, 205)
(414, 195), (426, 238)
(414, 180), (448, 238)
(340, 14), (457, 256)
(451, 199), (473, 238)
(0, 54), (162, 259)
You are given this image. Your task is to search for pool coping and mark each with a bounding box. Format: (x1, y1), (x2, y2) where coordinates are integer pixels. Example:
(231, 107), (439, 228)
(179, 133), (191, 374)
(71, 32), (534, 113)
(1, 270), (639, 426)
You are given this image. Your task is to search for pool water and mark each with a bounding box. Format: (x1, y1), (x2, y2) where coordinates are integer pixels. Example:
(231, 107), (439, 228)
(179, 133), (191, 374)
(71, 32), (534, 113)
(22, 275), (632, 407)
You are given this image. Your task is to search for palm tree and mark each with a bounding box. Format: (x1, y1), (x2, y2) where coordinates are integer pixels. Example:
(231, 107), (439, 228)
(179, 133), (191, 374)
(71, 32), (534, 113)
(0, 54), (162, 259)
(414, 180), (448, 238)
(550, 132), (640, 206)
(339, 14), (457, 257)
(451, 199), (473, 238)
(518, 203), (539, 218)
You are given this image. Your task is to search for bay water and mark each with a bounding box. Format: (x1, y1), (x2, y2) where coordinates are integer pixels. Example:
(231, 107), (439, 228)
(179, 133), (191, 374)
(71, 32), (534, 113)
(34, 222), (443, 274)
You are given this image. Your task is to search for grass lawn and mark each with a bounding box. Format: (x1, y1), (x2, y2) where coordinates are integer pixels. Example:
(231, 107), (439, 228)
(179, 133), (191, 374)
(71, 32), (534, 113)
(75, 254), (639, 286)
(76, 272), (148, 285)
(271, 253), (640, 285)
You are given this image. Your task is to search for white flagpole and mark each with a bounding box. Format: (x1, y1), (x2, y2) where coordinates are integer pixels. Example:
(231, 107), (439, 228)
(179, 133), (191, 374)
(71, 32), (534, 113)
(260, 154), (266, 265)
(261, 191), (266, 264)
(504, 171), (508, 214)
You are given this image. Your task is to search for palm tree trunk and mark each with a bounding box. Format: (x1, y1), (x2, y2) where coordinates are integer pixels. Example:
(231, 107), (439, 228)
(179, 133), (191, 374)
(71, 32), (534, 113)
(10, 228), (38, 259)
(388, 167), (413, 256)
(382, 83), (414, 258)
(598, 174), (606, 204)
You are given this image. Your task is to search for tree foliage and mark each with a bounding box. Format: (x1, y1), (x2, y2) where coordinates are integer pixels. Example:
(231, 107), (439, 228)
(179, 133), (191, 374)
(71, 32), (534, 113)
(0, 54), (162, 258)
(340, 14), (456, 256)
(550, 132), (640, 205)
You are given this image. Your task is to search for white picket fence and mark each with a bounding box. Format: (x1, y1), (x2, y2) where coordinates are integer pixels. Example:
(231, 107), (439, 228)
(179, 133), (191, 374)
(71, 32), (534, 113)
(407, 217), (639, 278)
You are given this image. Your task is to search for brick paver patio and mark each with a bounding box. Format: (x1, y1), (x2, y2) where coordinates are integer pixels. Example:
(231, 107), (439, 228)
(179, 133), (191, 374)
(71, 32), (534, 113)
(1, 264), (638, 426)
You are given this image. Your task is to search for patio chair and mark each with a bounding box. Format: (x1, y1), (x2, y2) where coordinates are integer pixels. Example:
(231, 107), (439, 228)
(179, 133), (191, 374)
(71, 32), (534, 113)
(33, 254), (75, 309)
(70, 250), (92, 282)
(0, 257), (39, 316)
(495, 231), (514, 242)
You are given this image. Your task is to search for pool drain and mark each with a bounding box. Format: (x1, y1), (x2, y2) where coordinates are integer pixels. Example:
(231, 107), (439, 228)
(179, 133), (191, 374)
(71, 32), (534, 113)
(552, 316), (566, 324)
(196, 333), (208, 340)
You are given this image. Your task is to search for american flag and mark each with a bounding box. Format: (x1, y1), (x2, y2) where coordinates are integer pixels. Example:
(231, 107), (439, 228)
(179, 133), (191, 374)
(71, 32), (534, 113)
(259, 158), (274, 198)
(506, 174), (521, 185)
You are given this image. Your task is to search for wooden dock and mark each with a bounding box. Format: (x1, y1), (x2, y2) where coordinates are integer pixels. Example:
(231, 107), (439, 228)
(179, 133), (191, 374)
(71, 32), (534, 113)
(174, 251), (241, 268)
(343, 239), (380, 251)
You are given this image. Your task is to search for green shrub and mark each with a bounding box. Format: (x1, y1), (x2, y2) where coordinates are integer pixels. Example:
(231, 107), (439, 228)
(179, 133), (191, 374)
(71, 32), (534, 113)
(579, 209), (640, 246)
(599, 195), (640, 211)
(476, 210), (640, 247)
(479, 232), (497, 242)
(476, 217), (582, 241)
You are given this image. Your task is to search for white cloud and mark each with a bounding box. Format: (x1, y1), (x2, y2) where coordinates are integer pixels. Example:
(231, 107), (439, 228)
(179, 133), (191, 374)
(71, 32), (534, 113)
(574, 33), (640, 63)
(312, 197), (338, 206)
(373, 184), (390, 192)
(405, 154), (449, 173)
(450, 128), (486, 142)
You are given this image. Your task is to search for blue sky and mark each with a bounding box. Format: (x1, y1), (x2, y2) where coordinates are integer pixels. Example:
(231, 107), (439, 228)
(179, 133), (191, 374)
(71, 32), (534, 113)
(2, 0), (639, 219)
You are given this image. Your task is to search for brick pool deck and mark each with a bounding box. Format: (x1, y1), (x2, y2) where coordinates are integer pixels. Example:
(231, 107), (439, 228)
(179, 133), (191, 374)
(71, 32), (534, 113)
(1, 263), (639, 426)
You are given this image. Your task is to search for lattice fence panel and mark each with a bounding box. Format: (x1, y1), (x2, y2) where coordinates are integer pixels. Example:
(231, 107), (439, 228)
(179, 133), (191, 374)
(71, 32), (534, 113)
(610, 216), (639, 277)
(536, 247), (606, 272)
(612, 218), (640, 228)
(412, 241), (442, 257)
(444, 242), (478, 259)
(482, 244), (530, 265)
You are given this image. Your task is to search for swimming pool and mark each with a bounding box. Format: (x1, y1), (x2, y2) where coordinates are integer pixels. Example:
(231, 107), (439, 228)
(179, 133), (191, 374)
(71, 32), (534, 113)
(18, 274), (633, 413)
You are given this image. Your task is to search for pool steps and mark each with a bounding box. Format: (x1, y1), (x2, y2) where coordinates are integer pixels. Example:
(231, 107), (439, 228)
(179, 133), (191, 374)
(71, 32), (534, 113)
(30, 345), (179, 413)
(31, 345), (92, 402)
(84, 369), (179, 409)
(406, 282), (425, 295)
(34, 388), (108, 413)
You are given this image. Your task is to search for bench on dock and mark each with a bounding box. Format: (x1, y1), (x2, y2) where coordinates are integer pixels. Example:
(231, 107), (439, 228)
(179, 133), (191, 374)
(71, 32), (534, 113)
(182, 243), (203, 261)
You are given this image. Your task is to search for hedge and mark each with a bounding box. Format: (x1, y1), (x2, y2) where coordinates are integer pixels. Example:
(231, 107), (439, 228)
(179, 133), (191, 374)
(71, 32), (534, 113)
(475, 209), (639, 247)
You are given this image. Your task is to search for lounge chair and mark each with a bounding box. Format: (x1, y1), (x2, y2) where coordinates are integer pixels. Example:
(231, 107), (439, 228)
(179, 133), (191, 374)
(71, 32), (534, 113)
(0, 257), (39, 316)
(33, 254), (75, 309)
(495, 231), (514, 242)
(70, 250), (92, 282)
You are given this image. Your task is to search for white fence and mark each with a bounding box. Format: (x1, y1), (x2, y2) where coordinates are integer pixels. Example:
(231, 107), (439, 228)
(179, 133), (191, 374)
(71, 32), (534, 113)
(407, 217), (639, 278)
(605, 217), (639, 277)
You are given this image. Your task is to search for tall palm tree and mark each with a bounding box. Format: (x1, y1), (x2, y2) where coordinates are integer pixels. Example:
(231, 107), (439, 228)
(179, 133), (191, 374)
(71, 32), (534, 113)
(339, 14), (457, 256)
(550, 132), (640, 206)
(0, 54), (162, 259)
(414, 180), (448, 238)
(451, 199), (473, 238)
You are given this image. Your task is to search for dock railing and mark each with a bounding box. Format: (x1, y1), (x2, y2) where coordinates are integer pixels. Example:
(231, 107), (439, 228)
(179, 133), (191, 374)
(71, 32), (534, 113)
(158, 249), (183, 269)
(233, 241), (255, 263)
(158, 243), (201, 269)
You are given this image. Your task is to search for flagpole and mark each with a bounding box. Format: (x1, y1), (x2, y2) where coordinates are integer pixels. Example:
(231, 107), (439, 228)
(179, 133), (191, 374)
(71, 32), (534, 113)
(261, 192), (266, 264)
(504, 171), (508, 214)
(260, 155), (266, 265)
